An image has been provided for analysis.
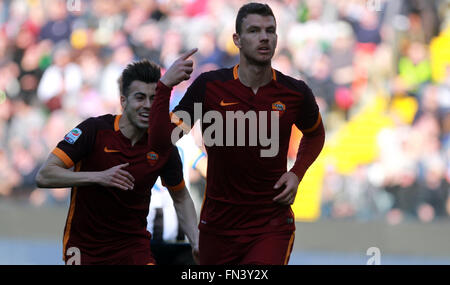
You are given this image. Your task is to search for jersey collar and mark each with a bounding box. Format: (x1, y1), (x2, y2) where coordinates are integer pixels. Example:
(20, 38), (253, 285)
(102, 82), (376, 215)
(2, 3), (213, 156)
(232, 64), (277, 81)
(114, 115), (121, 131)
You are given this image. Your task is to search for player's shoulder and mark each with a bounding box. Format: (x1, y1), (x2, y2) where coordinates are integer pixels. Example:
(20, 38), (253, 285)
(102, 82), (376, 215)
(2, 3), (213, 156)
(195, 66), (234, 83)
(274, 69), (312, 95)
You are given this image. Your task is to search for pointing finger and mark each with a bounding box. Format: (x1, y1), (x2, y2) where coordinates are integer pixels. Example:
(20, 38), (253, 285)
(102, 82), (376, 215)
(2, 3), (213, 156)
(180, 48), (198, 60)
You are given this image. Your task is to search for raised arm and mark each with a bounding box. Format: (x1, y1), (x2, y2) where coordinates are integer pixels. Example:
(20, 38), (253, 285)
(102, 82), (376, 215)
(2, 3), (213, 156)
(147, 49), (198, 153)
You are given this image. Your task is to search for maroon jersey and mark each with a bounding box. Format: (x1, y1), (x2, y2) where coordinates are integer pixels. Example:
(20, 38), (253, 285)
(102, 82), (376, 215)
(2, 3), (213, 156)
(155, 65), (322, 235)
(53, 114), (184, 264)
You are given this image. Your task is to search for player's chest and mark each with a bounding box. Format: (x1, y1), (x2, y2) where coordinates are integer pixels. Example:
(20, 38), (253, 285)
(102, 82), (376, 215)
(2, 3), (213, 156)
(203, 82), (302, 127)
(87, 131), (161, 178)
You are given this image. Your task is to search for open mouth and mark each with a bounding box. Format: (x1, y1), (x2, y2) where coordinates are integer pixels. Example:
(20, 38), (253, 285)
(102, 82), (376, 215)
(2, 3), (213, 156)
(139, 112), (149, 121)
(257, 46), (271, 54)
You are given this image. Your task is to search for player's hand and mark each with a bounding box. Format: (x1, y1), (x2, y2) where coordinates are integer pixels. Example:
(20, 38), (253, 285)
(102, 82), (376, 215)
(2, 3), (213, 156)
(97, 163), (135, 191)
(160, 48), (198, 87)
(192, 245), (200, 265)
(273, 172), (300, 205)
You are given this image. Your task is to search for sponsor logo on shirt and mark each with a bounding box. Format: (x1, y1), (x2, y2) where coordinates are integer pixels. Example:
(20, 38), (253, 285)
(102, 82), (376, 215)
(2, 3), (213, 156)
(64, 128), (82, 144)
(220, 100), (239, 107)
(147, 151), (159, 166)
(104, 146), (120, 153)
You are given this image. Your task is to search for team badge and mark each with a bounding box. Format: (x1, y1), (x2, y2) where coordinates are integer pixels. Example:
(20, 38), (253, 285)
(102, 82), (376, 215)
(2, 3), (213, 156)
(272, 101), (286, 116)
(64, 128), (82, 144)
(147, 151), (159, 166)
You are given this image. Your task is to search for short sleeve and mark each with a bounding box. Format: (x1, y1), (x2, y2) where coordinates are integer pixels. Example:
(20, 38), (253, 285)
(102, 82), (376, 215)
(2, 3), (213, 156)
(160, 146), (185, 191)
(52, 118), (97, 168)
(295, 81), (322, 134)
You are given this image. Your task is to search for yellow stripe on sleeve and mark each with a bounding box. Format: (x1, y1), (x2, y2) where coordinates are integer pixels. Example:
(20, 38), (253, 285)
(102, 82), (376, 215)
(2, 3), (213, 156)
(52, 147), (74, 168)
(301, 113), (322, 134)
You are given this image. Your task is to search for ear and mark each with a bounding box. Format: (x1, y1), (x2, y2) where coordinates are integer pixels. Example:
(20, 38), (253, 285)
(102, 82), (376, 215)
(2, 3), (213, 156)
(120, 95), (127, 110)
(232, 33), (241, 49)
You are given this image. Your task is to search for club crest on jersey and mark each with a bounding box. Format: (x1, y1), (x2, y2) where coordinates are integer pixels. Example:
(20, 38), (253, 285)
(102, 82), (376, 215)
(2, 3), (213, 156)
(64, 128), (82, 144)
(147, 151), (159, 166)
(272, 101), (286, 116)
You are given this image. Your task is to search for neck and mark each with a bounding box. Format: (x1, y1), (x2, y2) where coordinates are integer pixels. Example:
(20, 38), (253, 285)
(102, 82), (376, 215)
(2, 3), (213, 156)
(119, 115), (146, 146)
(238, 57), (273, 90)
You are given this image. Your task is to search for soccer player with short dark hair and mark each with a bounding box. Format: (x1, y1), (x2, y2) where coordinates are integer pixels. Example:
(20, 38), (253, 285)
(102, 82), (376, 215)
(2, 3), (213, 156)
(36, 59), (199, 265)
(151, 2), (325, 264)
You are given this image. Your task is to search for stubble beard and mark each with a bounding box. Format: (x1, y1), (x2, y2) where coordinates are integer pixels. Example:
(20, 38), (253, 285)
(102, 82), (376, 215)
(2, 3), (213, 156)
(124, 106), (148, 131)
(242, 48), (274, 67)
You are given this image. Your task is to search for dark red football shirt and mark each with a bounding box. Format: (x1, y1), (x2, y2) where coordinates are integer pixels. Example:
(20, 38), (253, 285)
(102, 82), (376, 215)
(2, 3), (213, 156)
(53, 114), (184, 264)
(153, 64), (323, 235)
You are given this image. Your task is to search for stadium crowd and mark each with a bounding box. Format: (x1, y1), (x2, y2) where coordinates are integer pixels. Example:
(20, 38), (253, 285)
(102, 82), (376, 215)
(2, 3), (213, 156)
(0, 0), (449, 224)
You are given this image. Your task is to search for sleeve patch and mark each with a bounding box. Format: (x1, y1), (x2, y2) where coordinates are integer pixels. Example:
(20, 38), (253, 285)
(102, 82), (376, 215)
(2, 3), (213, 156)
(64, 128), (82, 144)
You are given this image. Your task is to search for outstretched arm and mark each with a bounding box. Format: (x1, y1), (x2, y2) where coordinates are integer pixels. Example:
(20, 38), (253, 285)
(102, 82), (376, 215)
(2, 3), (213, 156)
(36, 153), (135, 191)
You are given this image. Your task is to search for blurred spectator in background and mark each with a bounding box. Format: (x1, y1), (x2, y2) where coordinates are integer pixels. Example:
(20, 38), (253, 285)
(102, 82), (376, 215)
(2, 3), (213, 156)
(39, 0), (74, 44)
(99, 43), (134, 114)
(0, 0), (448, 226)
(37, 41), (82, 111)
(417, 155), (448, 222)
(398, 41), (432, 92)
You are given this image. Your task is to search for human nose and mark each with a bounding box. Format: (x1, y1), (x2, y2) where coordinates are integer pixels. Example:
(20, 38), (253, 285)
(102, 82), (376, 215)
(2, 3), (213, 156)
(259, 31), (269, 41)
(143, 97), (152, 108)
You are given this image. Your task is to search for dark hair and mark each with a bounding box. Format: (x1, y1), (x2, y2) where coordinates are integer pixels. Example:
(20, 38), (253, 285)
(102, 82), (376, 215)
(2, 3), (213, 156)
(235, 2), (275, 34)
(118, 59), (161, 96)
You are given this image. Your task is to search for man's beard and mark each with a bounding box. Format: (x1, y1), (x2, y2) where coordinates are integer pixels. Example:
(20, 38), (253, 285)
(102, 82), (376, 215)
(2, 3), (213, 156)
(124, 108), (148, 131)
(242, 49), (273, 66)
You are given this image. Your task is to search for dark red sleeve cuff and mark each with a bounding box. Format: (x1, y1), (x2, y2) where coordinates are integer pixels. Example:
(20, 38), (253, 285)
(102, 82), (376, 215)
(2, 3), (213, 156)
(157, 80), (173, 93)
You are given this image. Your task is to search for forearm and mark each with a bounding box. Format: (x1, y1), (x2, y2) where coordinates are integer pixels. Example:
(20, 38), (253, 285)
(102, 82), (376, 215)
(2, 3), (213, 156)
(37, 154), (134, 191)
(150, 48), (200, 151)
(192, 152), (207, 178)
(289, 120), (325, 181)
(148, 81), (178, 152)
(36, 164), (98, 188)
(170, 188), (199, 248)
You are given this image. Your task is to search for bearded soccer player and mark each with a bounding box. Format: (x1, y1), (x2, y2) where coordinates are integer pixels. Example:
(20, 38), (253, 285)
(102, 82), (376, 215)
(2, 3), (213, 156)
(36, 60), (199, 265)
(150, 2), (325, 265)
